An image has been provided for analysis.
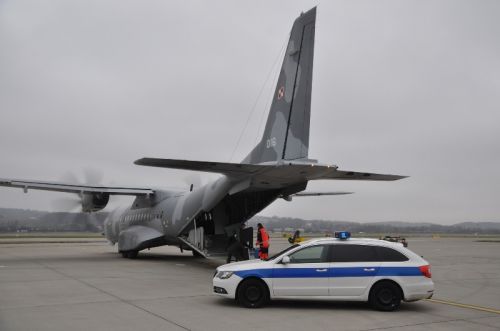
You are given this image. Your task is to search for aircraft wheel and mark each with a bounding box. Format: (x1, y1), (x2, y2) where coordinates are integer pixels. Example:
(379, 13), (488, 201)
(192, 250), (203, 258)
(127, 250), (138, 259)
(237, 278), (269, 308)
(121, 251), (138, 259)
(369, 281), (402, 311)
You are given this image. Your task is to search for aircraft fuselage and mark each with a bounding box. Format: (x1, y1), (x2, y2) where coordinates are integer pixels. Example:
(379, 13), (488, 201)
(103, 175), (284, 257)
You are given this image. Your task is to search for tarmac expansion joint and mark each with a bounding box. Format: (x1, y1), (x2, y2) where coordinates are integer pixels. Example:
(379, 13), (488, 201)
(425, 298), (500, 315)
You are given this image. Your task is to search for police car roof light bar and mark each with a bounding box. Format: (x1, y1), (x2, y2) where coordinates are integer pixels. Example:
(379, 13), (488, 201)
(335, 231), (351, 240)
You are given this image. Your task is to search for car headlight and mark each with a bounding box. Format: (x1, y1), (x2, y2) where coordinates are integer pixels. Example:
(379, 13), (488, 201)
(216, 271), (234, 279)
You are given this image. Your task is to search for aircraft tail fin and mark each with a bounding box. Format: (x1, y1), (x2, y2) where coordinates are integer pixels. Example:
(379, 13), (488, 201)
(243, 7), (316, 164)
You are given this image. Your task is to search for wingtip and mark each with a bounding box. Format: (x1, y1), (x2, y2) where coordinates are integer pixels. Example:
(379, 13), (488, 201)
(134, 158), (147, 166)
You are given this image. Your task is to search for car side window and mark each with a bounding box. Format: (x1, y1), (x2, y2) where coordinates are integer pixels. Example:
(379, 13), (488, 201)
(375, 246), (409, 262)
(329, 244), (378, 262)
(288, 245), (327, 263)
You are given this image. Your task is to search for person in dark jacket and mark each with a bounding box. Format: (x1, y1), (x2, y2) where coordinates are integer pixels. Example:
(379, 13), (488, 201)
(288, 230), (301, 244)
(226, 223), (251, 263)
(226, 231), (240, 263)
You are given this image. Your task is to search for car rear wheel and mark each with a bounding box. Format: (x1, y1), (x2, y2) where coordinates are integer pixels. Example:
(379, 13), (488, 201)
(369, 281), (402, 311)
(237, 279), (269, 308)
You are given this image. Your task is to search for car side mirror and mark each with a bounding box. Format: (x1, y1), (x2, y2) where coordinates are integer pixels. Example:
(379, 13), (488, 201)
(281, 256), (290, 264)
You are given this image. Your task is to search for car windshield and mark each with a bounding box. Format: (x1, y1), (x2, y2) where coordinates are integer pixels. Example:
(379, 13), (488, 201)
(265, 244), (300, 261)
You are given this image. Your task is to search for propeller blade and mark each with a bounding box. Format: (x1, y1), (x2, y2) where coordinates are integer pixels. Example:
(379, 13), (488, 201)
(50, 197), (81, 212)
(61, 171), (80, 185)
(86, 212), (103, 232)
(83, 167), (103, 185)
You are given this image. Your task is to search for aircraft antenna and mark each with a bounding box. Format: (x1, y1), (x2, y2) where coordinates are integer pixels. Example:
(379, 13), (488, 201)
(228, 35), (289, 162)
(254, 39), (287, 145)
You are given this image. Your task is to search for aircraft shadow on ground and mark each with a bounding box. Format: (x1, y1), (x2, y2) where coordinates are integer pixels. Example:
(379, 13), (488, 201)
(128, 252), (224, 268)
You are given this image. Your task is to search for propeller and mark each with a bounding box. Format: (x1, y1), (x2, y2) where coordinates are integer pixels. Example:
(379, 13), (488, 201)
(50, 168), (106, 232)
(82, 168), (103, 186)
(84, 211), (103, 232)
(50, 196), (81, 211)
(50, 168), (105, 212)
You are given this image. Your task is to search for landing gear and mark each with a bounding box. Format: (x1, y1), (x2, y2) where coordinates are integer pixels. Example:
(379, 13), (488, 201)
(121, 250), (139, 259)
(192, 250), (204, 258)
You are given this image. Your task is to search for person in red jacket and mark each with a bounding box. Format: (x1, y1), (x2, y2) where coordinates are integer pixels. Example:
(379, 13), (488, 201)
(256, 223), (269, 260)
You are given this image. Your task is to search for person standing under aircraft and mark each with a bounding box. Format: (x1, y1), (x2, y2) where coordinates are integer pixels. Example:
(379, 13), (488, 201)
(239, 223), (251, 260)
(256, 223), (269, 260)
(226, 223), (251, 263)
(226, 230), (241, 263)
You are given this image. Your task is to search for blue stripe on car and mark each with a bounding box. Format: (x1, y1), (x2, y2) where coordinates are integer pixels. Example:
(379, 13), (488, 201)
(376, 267), (422, 276)
(234, 267), (421, 279)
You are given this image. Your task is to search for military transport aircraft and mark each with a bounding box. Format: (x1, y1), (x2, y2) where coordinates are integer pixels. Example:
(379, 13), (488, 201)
(0, 8), (405, 258)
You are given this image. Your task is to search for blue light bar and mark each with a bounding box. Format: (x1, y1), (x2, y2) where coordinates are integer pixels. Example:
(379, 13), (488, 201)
(335, 231), (351, 240)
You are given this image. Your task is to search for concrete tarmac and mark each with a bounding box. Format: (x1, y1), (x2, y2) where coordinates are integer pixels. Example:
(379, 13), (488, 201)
(0, 237), (499, 331)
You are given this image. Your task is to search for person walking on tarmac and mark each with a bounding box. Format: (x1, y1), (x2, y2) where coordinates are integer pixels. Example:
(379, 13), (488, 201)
(256, 223), (269, 260)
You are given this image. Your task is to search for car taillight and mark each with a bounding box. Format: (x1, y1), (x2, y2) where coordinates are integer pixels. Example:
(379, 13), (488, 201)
(419, 265), (432, 278)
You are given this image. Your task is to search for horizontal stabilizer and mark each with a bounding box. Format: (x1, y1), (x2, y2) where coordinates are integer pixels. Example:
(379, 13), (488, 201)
(134, 158), (268, 177)
(320, 170), (407, 181)
(0, 178), (154, 196)
(293, 191), (353, 197)
(135, 158), (407, 186)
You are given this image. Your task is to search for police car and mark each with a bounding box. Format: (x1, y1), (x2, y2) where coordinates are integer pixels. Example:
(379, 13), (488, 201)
(213, 232), (434, 311)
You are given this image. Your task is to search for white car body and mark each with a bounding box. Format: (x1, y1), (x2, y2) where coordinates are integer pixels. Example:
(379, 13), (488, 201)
(213, 237), (434, 307)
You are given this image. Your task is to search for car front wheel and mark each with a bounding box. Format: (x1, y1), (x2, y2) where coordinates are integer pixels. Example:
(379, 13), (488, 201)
(237, 278), (269, 308)
(369, 281), (402, 311)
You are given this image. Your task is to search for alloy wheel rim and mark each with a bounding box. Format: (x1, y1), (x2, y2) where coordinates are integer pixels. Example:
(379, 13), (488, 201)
(379, 289), (395, 305)
(246, 286), (261, 302)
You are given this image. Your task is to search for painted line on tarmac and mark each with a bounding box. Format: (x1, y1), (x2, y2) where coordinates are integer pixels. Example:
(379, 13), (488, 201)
(426, 298), (500, 314)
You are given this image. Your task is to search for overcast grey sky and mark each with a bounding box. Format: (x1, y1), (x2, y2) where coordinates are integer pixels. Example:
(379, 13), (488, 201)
(1, 0), (499, 224)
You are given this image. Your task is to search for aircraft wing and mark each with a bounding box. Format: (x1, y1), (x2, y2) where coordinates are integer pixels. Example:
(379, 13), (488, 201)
(0, 178), (154, 196)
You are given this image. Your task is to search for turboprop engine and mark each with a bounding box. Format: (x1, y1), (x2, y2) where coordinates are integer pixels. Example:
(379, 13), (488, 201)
(81, 192), (110, 212)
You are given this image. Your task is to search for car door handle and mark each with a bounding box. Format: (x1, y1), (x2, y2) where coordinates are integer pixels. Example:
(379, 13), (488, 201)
(315, 269), (328, 272)
(363, 268), (375, 272)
